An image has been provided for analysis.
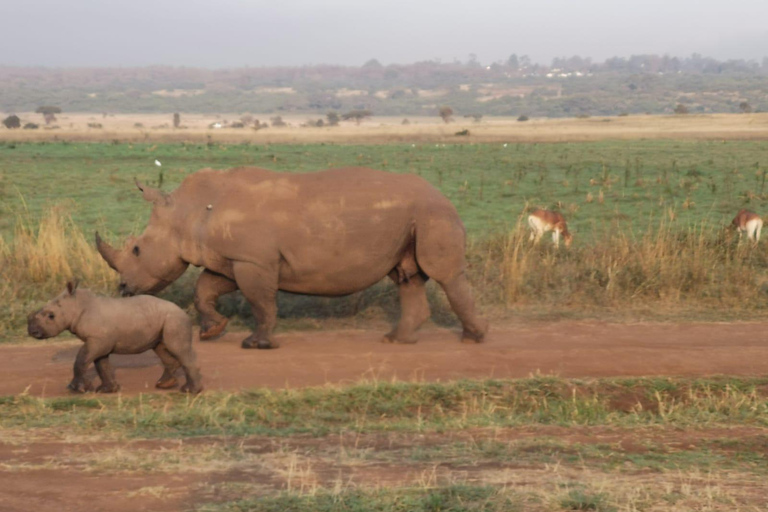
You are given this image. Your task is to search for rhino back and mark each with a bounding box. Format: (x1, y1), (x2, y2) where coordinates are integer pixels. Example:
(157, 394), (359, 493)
(167, 167), (461, 293)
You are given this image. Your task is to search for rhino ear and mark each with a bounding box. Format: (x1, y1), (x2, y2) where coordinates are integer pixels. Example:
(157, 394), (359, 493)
(135, 179), (170, 206)
(66, 279), (79, 296)
(95, 232), (120, 271)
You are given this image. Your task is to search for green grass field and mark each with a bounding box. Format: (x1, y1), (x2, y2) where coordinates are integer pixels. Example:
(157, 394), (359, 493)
(2, 139), (767, 239)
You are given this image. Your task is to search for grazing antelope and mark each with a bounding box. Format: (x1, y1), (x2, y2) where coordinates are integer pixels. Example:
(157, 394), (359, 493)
(528, 209), (573, 248)
(731, 209), (763, 243)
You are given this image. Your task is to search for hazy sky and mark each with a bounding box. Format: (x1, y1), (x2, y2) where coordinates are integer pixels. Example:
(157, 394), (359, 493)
(2, 0), (767, 67)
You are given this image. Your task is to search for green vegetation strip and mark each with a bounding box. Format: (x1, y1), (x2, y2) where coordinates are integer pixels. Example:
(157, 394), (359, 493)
(197, 486), (529, 512)
(2, 377), (767, 438)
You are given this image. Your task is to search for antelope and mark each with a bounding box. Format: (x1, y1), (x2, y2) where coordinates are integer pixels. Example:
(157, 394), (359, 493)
(731, 209), (763, 243)
(528, 209), (572, 248)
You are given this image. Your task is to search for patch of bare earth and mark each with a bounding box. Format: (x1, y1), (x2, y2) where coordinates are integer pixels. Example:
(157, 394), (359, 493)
(1, 427), (767, 511)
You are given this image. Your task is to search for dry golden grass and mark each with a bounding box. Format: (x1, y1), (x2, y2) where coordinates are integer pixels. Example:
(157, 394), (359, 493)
(2, 112), (768, 144)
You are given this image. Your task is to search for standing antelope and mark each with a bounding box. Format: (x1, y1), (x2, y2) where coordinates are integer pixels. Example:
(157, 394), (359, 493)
(528, 209), (573, 248)
(732, 209), (763, 243)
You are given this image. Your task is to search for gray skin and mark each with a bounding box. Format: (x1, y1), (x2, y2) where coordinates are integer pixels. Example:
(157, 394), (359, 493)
(27, 282), (202, 394)
(95, 166), (488, 349)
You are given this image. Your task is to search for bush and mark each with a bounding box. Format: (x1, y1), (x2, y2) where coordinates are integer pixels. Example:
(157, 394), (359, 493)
(23, 123), (39, 130)
(517, 115), (529, 122)
(2, 115), (20, 129)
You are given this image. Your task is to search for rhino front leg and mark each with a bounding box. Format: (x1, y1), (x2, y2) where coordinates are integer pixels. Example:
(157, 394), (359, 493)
(68, 343), (109, 393)
(195, 269), (238, 340)
(233, 261), (279, 349)
(94, 356), (120, 393)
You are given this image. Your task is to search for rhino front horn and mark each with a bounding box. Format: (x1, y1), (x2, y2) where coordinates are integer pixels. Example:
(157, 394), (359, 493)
(95, 232), (120, 271)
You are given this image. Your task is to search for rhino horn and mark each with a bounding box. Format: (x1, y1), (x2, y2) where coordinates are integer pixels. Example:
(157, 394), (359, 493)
(135, 179), (169, 206)
(95, 232), (120, 270)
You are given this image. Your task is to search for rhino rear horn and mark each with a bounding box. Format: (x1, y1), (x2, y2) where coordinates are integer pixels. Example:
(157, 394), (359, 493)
(135, 179), (169, 206)
(95, 232), (120, 271)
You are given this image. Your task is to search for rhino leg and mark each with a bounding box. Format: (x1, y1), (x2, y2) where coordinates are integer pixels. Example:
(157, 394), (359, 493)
(68, 343), (109, 393)
(383, 271), (431, 344)
(438, 273), (488, 343)
(153, 342), (182, 389)
(94, 355), (120, 393)
(233, 261), (279, 349)
(413, 215), (489, 344)
(161, 317), (203, 394)
(195, 269), (238, 340)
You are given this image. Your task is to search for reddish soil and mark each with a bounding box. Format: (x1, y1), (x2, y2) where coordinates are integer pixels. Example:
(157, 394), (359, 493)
(3, 321), (768, 397)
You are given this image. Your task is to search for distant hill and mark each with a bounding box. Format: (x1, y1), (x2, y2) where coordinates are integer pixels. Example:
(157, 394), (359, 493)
(2, 54), (767, 117)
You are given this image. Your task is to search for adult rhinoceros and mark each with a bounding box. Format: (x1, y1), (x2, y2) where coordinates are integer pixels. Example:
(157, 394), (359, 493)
(95, 167), (488, 349)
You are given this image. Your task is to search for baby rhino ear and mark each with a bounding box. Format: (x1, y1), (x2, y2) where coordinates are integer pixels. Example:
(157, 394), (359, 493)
(66, 279), (80, 295)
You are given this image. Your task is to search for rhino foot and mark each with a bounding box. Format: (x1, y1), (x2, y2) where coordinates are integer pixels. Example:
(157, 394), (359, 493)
(155, 376), (179, 389)
(200, 318), (229, 341)
(381, 332), (419, 344)
(67, 379), (93, 394)
(241, 334), (280, 349)
(96, 383), (121, 394)
(180, 382), (203, 394)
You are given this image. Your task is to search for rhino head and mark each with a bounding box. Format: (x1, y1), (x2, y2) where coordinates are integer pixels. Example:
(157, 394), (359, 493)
(96, 180), (189, 296)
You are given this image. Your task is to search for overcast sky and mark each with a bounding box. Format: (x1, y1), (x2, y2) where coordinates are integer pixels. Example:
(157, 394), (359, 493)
(1, 0), (766, 67)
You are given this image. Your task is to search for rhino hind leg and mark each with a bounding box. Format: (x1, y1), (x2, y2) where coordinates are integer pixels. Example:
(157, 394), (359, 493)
(413, 215), (489, 344)
(153, 342), (182, 389)
(94, 356), (120, 393)
(438, 273), (489, 343)
(383, 270), (431, 344)
(195, 270), (238, 340)
(233, 261), (280, 349)
(160, 319), (203, 394)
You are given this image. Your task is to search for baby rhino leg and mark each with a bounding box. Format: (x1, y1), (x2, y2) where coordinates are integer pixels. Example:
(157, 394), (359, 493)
(69, 343), (110, 393)
(94, 356), (120, 393)
(162, 315), (203, 394)
(154, 343), (182, 389)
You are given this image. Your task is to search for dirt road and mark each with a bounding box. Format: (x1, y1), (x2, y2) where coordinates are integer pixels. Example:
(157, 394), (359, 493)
(2, 321), (768, 396)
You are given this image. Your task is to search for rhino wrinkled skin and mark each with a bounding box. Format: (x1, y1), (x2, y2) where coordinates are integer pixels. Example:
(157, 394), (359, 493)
(27, 281), (202, 393)
(96, 166), (488, 349)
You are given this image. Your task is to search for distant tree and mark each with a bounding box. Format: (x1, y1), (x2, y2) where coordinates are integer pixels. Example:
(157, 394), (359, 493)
(230, 121), (245, 128)
(455, 129), (470, 136)
(326, 111), (340, 126)
(2, 115), (20, 129)
(401, 118), (410, 125)
(517, 115), (529, 122)
(23, 122), (39, 130)
(739, 101), (753, 113)
(674, 104), (689, 115)
(35, 106), (61, 125)
(362, 59), (383, 68)
(173, 113), (181, 128)
(342, 109), (372, 125)
(134, 122), (144, 128)
(464, 114), (483, 123)
(439, 106), (454, 123)
(270, 116), (287, 127)
(507, 54), (519, 69)
(240, 114), (254, 126)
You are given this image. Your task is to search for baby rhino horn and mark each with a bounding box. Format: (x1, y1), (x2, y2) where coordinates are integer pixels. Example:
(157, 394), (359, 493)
(95, 232), (120, 271)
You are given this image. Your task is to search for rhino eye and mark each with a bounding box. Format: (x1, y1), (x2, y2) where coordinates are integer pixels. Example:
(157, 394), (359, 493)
(132, 245), (140, 256)
(48, 313), (55, 320)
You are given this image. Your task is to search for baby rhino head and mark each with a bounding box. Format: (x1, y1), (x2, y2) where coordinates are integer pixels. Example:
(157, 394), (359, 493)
(27, 281), (80, 339)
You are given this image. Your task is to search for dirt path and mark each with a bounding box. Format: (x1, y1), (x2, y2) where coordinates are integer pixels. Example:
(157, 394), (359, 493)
(2, 321), (768, 397)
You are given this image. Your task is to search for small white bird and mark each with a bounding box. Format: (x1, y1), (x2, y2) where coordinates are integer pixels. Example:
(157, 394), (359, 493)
(154, 159), (162, 167)
(503, 143), (508, 148)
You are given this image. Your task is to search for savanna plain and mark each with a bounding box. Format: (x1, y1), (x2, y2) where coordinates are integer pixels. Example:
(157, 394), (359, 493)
(2, 121), (768, 511)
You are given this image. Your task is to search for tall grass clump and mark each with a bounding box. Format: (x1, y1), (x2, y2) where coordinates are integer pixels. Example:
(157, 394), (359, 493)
(0, 207), (115, 333)
(468, 215), (768, 312)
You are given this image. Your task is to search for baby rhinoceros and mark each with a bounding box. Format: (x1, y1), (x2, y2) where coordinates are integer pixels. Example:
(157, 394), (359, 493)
(27, 281), (202, 394)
